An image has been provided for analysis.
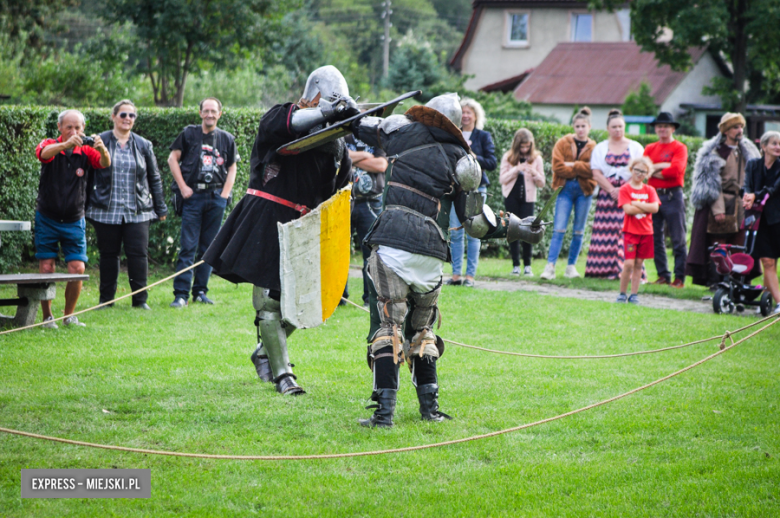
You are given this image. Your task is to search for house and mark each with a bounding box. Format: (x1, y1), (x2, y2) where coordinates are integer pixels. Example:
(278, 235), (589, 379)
(451, 0), (631, 91)
(512, 43), (728, 131)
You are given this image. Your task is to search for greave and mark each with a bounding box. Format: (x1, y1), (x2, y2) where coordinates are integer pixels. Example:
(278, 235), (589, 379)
(416, 383), (451, 422)
(358, 388), (397, 428)
(253, 286), (303, 395)
(250, 343), (272, 382)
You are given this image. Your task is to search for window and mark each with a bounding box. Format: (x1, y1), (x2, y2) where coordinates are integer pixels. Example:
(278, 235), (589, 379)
(505, 12), (529, 47)
(571, 13), (592, 42)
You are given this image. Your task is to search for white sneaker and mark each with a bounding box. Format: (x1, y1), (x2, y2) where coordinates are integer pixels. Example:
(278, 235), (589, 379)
(564, 265), (580, 279)
(523, 266), (533, 277)
(773, 303), (780, 315)
(42, 316), (58, 329)
(540, 263), (556, 280)
(511, 266), (521, 275)
(63, 316), (86, 327)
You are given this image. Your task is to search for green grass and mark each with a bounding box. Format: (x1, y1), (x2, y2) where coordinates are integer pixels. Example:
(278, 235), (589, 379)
(1, 268), (779, 516)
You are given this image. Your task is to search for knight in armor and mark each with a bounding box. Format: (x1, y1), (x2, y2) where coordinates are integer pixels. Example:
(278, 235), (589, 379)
(350, 93), (547, 427)
(203, 65), (358, 395)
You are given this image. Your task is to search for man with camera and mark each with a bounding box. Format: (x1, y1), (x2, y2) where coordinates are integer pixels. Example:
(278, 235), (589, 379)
(342, 130), (388, 307)
(168, 97), (237, 307)
(34, 109), (111, 328)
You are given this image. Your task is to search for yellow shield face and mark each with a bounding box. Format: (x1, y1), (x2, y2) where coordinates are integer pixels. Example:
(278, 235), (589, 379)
(278, 186), (352, 329)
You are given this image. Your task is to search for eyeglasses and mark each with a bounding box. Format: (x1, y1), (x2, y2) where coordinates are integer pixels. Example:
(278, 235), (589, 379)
(119, 112), (137, 119)
(632, 168), (649, 174)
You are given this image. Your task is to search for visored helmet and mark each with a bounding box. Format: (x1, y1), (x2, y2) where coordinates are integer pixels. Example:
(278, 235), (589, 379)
(301, 65), (349, 104)
(425, 93), (462, 128)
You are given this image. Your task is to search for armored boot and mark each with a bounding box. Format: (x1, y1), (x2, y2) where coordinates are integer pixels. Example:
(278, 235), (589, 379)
(253, 286), (304, 395)
(358, 389), (397, 428)
(416, 383), (451, 422)
(250, 343), (272, 382)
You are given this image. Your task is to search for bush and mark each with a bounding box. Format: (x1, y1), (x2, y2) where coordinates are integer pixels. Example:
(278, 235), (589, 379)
(0, 106), (703, 271)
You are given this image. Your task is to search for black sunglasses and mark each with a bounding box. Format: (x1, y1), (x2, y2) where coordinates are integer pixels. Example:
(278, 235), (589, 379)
(119, 112), (137, 119)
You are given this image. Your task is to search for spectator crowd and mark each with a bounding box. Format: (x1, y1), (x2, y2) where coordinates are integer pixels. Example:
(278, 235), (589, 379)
(26, 96), (780, 325)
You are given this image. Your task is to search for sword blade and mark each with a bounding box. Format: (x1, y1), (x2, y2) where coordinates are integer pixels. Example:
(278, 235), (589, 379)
(532, 186), (563, 228)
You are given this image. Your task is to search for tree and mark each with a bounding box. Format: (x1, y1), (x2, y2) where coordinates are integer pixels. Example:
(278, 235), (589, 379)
(0, 0), (78, 53)
(621, 81), (657, 116)
(591, 0), (780, 112)
(101, 0), (289, 107)
(383, 30), (443, 95)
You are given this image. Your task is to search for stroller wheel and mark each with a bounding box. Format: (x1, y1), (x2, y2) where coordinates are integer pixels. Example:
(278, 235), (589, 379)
(713, 288), (734, 314)
(760, 292), (775, 317)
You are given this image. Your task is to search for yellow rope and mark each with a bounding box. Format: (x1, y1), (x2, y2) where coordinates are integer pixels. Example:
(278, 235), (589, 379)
(0, 261), (205, 335)
(1, 315), (777, 460)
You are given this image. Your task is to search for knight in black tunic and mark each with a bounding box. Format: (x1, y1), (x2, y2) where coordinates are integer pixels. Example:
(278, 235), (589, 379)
(203, 65), (357, 395)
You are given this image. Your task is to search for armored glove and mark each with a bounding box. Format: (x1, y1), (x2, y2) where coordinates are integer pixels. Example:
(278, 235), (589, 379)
(320, 94), (360, 122)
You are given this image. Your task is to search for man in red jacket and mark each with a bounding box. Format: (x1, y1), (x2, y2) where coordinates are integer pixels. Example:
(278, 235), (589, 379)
(644, 112), (689, 288)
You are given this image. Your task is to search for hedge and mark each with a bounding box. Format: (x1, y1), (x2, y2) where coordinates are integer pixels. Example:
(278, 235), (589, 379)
(0, 106), (704, 270)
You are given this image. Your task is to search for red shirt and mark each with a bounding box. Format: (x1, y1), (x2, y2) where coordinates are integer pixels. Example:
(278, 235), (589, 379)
(619, 182), (660, 235)
(644, 139), (688, 189)
(35, 137), (103, 222)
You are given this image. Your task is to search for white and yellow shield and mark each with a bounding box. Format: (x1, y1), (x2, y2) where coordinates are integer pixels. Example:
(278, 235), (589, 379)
(278, 186), (352, 329)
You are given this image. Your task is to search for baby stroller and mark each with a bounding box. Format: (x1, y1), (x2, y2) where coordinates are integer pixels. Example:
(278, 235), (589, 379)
(709, 195), (774, 316)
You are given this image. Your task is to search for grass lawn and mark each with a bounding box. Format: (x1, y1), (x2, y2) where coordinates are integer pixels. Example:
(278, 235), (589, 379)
(1, 267), (778, 516)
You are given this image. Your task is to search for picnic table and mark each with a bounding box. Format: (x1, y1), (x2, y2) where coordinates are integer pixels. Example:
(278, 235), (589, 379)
(0, 220), (90, 329)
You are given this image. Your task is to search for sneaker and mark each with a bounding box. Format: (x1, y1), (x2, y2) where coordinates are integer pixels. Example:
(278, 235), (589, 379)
(564, 265), (580, 279)
(42, 316), (58, 329)
(670, 278), (684, 289)
(540, 263), (556, 280)
(511, 266), (521, 275)
(445, 278), (462, 286)
(170, 297), (187, 308)
(133, 303), (152, 310)
(773, 303), (780, 315)
(462, 279), (475, 287)
(523, 266), (533, 277)
(616, 293), (627, 303)
(193, 292), (215, 304)
(362, 301), (370, 309)
(627, 294), (640, 305)
(653, 277), (670, 285)
(63, 315), (86, 327)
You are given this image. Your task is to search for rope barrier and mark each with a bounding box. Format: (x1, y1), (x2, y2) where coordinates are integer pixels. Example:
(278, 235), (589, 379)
(340, 296), (780, 359)
(0, 261), (205, 336)
(1, 314), (777, 460)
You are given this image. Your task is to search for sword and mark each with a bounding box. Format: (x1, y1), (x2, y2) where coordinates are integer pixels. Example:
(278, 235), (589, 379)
(531, 186), (563, 229)
(277, 90), (421, 156)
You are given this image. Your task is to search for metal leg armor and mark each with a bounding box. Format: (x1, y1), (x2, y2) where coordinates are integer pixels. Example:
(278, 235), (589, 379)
(252, 286), (303, 395)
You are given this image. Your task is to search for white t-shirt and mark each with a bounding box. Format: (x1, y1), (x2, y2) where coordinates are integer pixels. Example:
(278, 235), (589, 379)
(376, 246), (443, 293)
(462, 130), (472, 146)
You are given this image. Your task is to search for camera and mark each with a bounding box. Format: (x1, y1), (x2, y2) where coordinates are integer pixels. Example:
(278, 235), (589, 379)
(81, 136), (95, 147)
(199, 171), (215, 184)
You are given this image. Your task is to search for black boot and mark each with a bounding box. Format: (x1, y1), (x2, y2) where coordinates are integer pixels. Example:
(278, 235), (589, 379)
(250, 345), (273, 382)
(416, 383), (451, 422)
(358, 389), (397, 428)
(274, 373), (305, 395)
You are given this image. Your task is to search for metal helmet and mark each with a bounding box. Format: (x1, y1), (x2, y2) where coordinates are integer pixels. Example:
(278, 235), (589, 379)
(301, 65), (349, 103)
(425, 93), (462, 127)
(454, 153), (481, 192)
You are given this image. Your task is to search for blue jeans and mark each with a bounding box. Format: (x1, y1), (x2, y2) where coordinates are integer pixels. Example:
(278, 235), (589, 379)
(173, 191), (228, 300)
(449, 186), (487, 277)
(344, 197), (382, 303)
(547, 179), (593, 266)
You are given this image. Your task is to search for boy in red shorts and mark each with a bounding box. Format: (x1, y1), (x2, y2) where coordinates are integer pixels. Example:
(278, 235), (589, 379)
(617, 157), (660, 304)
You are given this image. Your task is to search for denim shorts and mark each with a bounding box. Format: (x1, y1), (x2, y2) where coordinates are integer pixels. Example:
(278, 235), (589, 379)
(34, 211), (88, 263)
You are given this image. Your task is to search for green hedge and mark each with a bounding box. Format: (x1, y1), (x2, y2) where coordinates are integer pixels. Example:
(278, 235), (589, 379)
(0, 106), (703, 270)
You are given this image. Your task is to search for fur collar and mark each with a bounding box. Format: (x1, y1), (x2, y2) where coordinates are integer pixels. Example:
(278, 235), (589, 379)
(691, 134), (760, 209)
(404, 105), (471, 151)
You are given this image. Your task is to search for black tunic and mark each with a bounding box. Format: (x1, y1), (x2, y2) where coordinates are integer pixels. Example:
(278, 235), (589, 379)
(203, 103), (351, 290)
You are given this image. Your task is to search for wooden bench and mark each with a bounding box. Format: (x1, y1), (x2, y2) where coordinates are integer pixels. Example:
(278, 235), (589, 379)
(0, 274), (90, 328)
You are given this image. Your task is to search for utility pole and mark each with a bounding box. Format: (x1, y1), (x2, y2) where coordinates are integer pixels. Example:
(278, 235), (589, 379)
(381, 1), (392, 78)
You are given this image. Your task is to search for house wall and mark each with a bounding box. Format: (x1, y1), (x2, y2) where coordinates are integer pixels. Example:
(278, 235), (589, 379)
(660, 53), (723, 118)
(461, 7), (625, 90)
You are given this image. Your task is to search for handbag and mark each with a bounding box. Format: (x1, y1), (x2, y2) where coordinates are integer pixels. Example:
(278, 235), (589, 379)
(707, 194), (739, 234)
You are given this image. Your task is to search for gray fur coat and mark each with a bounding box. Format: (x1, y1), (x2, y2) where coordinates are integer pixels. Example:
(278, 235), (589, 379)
(691, 134), (760, 209)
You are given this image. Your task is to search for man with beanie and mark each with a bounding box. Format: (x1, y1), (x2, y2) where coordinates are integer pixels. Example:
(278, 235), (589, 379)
(643, 112), (689, 287)
(686, 113), (760, 286)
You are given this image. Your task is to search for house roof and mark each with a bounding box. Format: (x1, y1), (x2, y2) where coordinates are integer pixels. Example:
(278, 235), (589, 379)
(513, 42), (710, 105)
(479, 69), (534, 93)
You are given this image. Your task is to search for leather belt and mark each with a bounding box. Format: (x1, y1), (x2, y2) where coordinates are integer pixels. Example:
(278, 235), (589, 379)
(656, 186), (682, 195)
(246, 188), (310, 215)
(195, 183), (224, 191)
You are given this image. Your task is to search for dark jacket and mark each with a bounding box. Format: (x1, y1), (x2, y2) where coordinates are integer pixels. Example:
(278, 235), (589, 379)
(89, 131), (167, 217)
(744, 157), (780, 226)
(356, 115), (470, 262)
(468, 128), (497, 187)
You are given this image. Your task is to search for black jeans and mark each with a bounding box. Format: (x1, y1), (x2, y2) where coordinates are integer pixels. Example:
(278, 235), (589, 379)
(504, 194), (535, 267)
(90, 219), (151, 305)
(652, 188), (688, 281)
